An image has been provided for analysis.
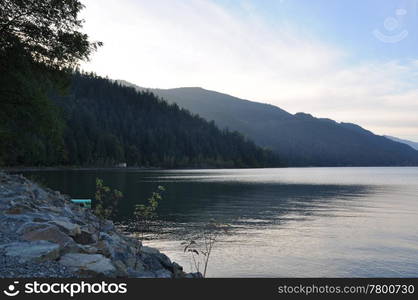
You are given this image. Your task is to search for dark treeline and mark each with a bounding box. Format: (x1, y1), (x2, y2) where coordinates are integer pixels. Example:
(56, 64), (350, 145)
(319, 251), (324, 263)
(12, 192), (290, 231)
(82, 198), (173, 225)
(2, 72), (281, 168)
(52, 73), (281, 168)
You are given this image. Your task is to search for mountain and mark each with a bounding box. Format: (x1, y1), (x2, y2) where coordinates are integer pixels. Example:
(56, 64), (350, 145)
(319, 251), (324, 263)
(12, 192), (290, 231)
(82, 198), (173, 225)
(119, 81), (418, 166)
(384, 136), (418, 151)
(51, 74), (281, 168)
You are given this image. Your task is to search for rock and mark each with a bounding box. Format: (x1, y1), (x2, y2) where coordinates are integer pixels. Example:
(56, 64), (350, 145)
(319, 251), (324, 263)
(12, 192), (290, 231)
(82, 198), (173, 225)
(141, 246), (160, 255)
(74, 244), (99, 254)
(73, 228), (96, 245)
(0, 215), (31, 234)
(113, 260), (128, 276)
(32, 216), (51, 222)
(141, 246), (172, 268)
(141, 253), (164, 270)
(49, 220), (81, 236)
(26, 212), (52, 223)
(95, 240), (112, 257)
(17, 222), (50, 235)
(101, 220), (115, 233)
(172, 262), (183, 271)
(32, 186), (48, 201)
(184, 272), (204, 278)
(23, 224), (74, 248)
(0, 241), (60, 263)
(171, 262), (185, 277)
(38, 206), (64, 214)
(5, 207), (23, 214)
(154, 269), (173, 278)
(59, 253), (116, 276)
(98, 232), (133, 258)
(128, 270), (156, 278)
(95, 233), (143, 273)
(62, 204), (73, 213)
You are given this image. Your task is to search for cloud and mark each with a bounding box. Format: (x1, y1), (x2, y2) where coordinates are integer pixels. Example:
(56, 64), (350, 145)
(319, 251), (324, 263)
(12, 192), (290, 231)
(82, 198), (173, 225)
(294, 60), (418, 139)
(80, 0), (418, 140)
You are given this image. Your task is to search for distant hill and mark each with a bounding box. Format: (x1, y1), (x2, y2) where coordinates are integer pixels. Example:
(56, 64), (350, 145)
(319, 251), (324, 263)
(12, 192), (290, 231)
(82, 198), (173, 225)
(50, 74), (281, 168)
(119, 81), (418, 166)
(384, 136), (418, 151)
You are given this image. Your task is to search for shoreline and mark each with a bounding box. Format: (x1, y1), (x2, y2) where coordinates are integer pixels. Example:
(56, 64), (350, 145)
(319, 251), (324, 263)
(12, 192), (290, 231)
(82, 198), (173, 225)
(3, 166), (163, 172)
(3, 165), (418, 173)
(0, 171), (200, 278)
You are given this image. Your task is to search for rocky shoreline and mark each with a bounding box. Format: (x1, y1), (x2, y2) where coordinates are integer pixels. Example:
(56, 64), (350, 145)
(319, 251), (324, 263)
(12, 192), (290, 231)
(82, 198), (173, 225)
(0, 171), (199, 278)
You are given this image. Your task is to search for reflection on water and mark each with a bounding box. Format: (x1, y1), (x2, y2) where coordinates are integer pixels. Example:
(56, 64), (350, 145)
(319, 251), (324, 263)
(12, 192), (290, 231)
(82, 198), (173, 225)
(18, 167), (418, 277)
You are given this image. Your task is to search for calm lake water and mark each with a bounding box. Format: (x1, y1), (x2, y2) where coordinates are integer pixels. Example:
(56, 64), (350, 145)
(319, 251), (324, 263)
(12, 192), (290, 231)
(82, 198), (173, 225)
(18, 167), (418, 277)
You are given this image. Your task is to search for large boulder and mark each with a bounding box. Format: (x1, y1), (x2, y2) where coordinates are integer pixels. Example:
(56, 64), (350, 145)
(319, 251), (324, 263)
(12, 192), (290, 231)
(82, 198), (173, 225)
(73, 227), (97, 245)
(97, 233), (135, 257)
(141, 246), (172, 269)
(49, 219), (81, 237)
(95, 232), (144, 273)
(0, 241), (60, 263)
(59, 253), (116, 276)
(17, 222), (50, 235)
(22, 224), (74, 249)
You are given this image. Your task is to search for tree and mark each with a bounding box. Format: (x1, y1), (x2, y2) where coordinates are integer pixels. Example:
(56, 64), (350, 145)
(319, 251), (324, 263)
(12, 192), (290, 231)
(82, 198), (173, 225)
(0, 0), (101, 166)
(0, 39), (66, 165)
(0, 0), (101, 69)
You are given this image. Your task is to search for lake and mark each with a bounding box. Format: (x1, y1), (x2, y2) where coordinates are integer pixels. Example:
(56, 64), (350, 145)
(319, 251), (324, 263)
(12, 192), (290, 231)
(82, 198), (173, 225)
(18, 167), (418, 277)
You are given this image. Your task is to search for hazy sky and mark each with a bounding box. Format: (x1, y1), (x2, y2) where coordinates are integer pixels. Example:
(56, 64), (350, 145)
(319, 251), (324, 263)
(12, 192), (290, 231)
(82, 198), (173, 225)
(80, 0), (418, 141)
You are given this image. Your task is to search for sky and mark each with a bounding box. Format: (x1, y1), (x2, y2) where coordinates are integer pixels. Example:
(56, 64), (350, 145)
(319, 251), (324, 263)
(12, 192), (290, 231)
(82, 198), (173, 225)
(80, 0), (418, 141)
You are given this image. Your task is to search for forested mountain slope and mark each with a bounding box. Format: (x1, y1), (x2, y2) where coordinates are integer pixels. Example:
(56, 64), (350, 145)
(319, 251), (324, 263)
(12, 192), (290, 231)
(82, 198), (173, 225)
(120, 83), (418, 166)
(385, 136), (418, 151)
(52, 74), (281, 168)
